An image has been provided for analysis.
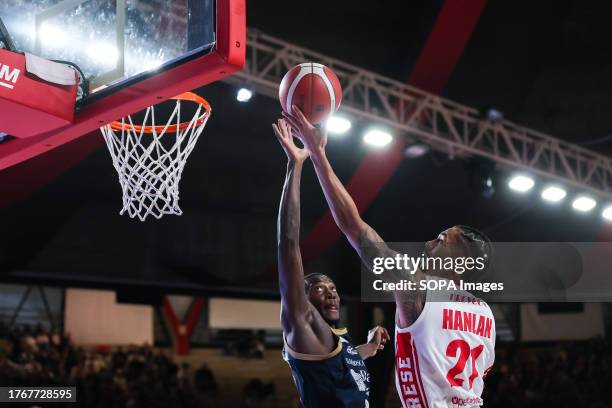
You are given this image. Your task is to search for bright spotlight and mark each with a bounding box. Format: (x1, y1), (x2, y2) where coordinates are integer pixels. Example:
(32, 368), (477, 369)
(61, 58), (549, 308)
(486, 108), (504, 122)
(363, 129), (392, 147)
(508, 175), (535, 193)
(603, 206), (612, 222)
(541, 186), (567, 203)
(39, 24), (66, 47)
(143, 60), (164, 71)
(326, 116), (352, 134)
(236, 88), (253, 102)
(404, 143), (430, 159)
(87, 43), (119, 66)
(572, 196), (596, 212)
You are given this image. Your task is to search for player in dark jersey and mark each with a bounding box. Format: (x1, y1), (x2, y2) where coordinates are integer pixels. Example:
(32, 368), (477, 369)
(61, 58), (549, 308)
(272, 118), (389, 408)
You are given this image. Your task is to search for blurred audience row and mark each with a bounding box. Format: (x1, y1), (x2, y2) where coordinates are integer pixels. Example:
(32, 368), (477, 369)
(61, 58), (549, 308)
(483, 336), (612, 408)
(0, 321), (219, 407)
(2, 321), (611, 407)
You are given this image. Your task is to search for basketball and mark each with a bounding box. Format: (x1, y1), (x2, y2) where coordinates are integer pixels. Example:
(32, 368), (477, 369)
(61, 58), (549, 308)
(279, 62), (342, 125)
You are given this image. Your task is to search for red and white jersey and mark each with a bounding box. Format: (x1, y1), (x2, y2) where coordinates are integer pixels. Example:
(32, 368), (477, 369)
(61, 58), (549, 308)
(394, 277), (495, 408)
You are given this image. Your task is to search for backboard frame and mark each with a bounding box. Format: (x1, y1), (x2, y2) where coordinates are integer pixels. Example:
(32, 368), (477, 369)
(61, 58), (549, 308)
(0, 16), (17, 51)
(0, 0), (245, 171)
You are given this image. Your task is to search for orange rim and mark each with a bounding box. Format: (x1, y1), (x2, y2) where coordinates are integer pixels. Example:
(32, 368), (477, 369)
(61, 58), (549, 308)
(110, 92), (211, 134)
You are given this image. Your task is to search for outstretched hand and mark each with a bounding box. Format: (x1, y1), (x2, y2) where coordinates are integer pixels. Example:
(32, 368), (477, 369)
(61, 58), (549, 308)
(358, 325), (390, 359)
(272, 118), (309, 163)
(282, 105), (328, 156)
(367, 325), (390, 352)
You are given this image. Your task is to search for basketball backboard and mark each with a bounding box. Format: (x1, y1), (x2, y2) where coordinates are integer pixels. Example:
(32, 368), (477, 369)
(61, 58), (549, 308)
(0, 0), (245, 169)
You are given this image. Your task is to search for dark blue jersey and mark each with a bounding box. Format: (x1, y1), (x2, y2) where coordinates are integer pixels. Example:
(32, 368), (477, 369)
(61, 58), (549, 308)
(283, 327), (370, 408)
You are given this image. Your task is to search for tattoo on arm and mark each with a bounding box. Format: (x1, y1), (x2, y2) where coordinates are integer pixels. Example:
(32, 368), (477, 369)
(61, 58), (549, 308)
(359, 223), (424, 310)
(310, 150), (423, 321)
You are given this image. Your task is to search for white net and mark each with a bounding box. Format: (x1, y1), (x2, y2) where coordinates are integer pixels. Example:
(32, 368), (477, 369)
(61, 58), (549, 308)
(100, 95), (210, 221)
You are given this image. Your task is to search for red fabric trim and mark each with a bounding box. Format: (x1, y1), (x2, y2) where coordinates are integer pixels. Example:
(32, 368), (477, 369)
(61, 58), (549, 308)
(162, 296), (205, 355)
(395, 331), (429, 408)
(407, 0), (488, 94)
(185, 297), (205, 334)
(411, 338), (431, 408)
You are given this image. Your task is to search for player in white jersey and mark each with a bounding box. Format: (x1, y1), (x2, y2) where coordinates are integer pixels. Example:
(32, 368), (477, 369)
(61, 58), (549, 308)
(394, 272), (495, 408)
(283, 106), (496, 408)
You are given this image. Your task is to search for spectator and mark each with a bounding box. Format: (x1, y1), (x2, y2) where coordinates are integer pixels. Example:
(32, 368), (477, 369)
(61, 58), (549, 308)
(4, 321), (609, 408)
(0, 323), (222, 408)
(242, 379), (275, 407)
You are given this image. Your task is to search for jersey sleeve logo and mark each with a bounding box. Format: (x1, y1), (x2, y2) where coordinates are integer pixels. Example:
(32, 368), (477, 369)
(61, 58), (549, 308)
(350, 368), (370, 392)
(345, 345), (360, 355)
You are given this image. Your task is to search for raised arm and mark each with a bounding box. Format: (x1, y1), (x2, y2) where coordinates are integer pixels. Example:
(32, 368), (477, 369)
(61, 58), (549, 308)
(283, 108), (426, 328)
(282, 108), (393, 264)
(274, 119), (311, 325)
(273, 119), (334, 353)
(277, 161), (310, 321)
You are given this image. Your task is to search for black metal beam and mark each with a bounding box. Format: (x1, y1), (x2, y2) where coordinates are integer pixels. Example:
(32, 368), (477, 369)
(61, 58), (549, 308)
(0, 17), (16, 52)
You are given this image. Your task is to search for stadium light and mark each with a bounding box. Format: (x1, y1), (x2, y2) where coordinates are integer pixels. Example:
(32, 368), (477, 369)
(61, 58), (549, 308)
(541, 185), (567, 203)
(602, 206), (612, 222)
(39, 24), (66, 47)
(326, 116), (352, 134)
(363, 129), (392, 147)
(236, 87), (253, 103)
(87, 43), (119, 65)
(404, 143), (430, 159)
(572, 196), (596, 212)
(508, 175), (535, 193)
(486, 108), (504, 122)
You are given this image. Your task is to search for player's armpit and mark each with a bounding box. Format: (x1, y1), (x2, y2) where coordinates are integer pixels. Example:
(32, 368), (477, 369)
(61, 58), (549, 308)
(282, 305), (337, 356)
(393, 266), (427, 329)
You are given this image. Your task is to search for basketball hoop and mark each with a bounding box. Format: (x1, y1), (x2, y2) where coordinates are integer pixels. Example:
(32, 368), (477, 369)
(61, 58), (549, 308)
(100, 92), (211, 221)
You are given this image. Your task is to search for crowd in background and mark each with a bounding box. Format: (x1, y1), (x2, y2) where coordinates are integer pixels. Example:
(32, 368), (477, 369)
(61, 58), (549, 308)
(0, 322), (220, 408)
(1, 320), (612, 407)
(483, 337), (612, 408)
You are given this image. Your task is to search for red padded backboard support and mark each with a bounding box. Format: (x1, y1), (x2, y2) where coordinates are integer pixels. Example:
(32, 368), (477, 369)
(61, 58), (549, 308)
(0, 49), (78, 138)
(0, 0), (246, 172)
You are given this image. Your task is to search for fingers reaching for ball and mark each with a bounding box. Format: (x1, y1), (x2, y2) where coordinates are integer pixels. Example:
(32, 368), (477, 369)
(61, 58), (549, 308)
(282, 106), (328, 155)
(272, 118), (309, 163)
(281, 111), (302, 135)
(291, 105), (313, 128)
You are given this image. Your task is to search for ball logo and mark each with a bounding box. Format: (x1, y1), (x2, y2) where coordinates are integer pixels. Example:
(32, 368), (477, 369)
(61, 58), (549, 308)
(278, 62), (343, 125)
(0, 63), (20, 90)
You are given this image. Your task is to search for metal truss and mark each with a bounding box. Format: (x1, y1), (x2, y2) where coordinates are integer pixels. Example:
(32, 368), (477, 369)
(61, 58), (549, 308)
(224, 30), (612, 200)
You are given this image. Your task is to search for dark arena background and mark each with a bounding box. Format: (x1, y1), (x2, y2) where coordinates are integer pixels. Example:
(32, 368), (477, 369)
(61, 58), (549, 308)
(1, 0), (612, 407)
